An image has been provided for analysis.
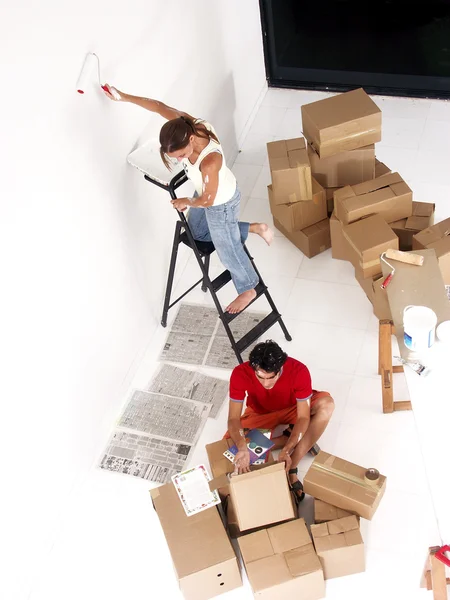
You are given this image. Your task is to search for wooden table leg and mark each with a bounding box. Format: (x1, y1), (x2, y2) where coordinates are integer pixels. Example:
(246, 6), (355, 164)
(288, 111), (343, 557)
(378, 320), (412, 413)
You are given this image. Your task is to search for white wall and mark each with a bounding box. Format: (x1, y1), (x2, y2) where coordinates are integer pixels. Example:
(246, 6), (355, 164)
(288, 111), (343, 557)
(0, 1), (266, 597)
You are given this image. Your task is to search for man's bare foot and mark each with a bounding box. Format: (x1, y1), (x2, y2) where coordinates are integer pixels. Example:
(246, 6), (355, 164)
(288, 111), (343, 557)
(249, 223), (274, 246)
(225, 288), (257, 314)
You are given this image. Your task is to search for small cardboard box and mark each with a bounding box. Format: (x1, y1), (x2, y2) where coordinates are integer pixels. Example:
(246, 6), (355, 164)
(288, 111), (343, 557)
(412, 217), (450, 284)
(314, 499), (357, 524)
(268, 180), (327, 232)
(274, 217), (331, 259)
(390, 201), (435, 251)
(334, 172), (413, 225)
(150, 482), (242, 600)
(238, 518), (325, 600)
(311, 515), (365, 579)
(301, 88), (382, 158)
(355, 273), (392, 320)
(267, 137), (312, 202)
(303, 451), (387, 520)
(330, 212), (352, 261)
(343, 214), (399, 279)
(374, 158), (391, 178)
(307, 143), (375, 188)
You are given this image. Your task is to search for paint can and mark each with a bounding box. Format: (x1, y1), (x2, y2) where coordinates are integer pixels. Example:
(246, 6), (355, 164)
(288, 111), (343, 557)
(403, 305), (437, 351)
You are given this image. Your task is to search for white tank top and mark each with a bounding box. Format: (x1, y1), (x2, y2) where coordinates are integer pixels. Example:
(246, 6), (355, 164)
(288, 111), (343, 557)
(182, 121), (237, 206)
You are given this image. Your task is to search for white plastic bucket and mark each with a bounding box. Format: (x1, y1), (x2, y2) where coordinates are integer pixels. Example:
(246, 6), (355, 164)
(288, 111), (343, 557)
(403, 305), (437, 351)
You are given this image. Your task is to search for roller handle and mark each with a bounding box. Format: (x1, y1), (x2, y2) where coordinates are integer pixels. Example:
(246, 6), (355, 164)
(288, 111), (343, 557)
(381, 272), (394, 289)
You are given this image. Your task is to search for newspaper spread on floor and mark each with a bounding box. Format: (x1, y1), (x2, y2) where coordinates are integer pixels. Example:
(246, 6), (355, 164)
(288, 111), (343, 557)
(147, 363), (228, 418)
(99, 391), (210, 483)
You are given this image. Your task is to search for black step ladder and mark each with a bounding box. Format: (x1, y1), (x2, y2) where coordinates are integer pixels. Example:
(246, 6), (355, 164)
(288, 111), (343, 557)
(144, 169), (292, 363)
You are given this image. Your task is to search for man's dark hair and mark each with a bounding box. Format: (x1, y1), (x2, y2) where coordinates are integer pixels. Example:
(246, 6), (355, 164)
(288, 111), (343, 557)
(249, 340), (287, 374)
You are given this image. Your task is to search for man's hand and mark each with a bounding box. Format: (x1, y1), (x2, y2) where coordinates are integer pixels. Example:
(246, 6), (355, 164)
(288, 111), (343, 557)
(278, 449), (292, 472)
(234, 449), (251, 474)
(171, 198), (190, 212)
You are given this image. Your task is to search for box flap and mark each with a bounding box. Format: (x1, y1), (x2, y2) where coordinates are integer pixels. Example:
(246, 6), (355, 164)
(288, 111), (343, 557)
(209, 474), (229, 492)
(268, 518), (311, 554)
(206, 439), (235, 478)
(285, 137), (306, 151)
(405, 215), (430, 232)
(245, 554), (292, 592)
(310, 523), (329, 538)
(413, 201), (435, 217)
(288, 148), (308, 169)
(352, 172), (403, 195)
(313, 534), (345, 553)
(344, 528), (364, 547)
(266, 139), (288, 160)
(414, 217), (450, 247)
(343, 215), (397, 261)
(301, 88), (380, 129)
(238, 529), (274, 563)
(327, 515), (360, 534)
(284, 545), (322, 577)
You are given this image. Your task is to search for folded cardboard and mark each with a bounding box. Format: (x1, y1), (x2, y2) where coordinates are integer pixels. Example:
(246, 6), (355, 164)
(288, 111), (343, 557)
(150, 482), (242, 600)
(307, 143), (375, 188)
(267, 137), (312, 202)
(390, 201), (435, 251)
(412, 217), (450, 284)
(355, 273), (392, 320)
(238, 518), (325, 600)
(330, 212), (352, 261)
(274, 217), (331, 259)
(268, 180), (327, 232)
(301, 88), (382, 158)
(374, 158), (391, 178)
(343, 214), (399, 279)
(303, 451), (387, 520)
(314, 499), (357, 524)
(334, 172), (413, 225)
(311, 515), (365, 579)
(325, 187), (337, 215)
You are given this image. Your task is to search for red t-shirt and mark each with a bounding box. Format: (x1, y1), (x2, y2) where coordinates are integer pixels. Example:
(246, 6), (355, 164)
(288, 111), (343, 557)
(229, 357), (312, 414)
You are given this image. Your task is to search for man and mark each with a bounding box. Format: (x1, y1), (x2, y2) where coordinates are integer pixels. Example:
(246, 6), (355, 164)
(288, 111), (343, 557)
(226, 340), (334, 500)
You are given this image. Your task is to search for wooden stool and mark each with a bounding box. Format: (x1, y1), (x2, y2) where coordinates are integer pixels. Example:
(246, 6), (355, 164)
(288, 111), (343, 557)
(378, 320), (412, 413)
(421, 547), (450, 599)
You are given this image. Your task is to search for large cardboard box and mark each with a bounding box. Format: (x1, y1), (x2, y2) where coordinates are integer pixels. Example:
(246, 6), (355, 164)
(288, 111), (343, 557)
(311, 515), (365, 579)
(355, 273), (392, 320)
(390, 201), (435, 251)
(301, 88), (382, 158)
(412, 217), (450, 284)
(268, 180), (327, 232)
(334, 172), (413, 225)
(374, 158), (391, 177)
(307, 143), (375, 188)
(238, 519), (325, 600)
(314, 499), (356, 524)
(343, 214), (399, 279)
(150, 482), (242, 600)
(330, 212), (352, 261)
(267, 137), (312, 202)
(303, 451), (387, 520)
(274, 217), (331, 259)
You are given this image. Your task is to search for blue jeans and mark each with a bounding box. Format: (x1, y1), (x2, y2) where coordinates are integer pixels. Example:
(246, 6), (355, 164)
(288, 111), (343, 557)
(187, 188), (259, 294)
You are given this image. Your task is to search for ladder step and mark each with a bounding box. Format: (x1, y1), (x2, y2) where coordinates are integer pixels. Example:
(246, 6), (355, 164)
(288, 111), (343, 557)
(222, 282), (267, 324)
(211, 270), (232, 293)
(236, 311), (281, 355)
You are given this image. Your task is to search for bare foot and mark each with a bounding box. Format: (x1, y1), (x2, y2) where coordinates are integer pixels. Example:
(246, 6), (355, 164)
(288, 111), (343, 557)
(249, 223), (274, 246)
(225, 289), (257, 314)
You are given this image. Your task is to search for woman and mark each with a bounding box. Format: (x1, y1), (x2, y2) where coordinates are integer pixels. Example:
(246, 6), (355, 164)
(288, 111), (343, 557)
(103, 84), (273, 314)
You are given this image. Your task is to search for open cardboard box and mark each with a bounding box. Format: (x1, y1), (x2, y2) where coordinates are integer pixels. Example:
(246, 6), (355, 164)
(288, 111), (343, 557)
(301, 88), (381, 158)
(303, 451), (386, 520)
(238, 518), (325, 600)
(334, 172), (412, 225)
(311, 515), (365, 579)
(267, 137), (312, 202)
(268, 178), (327, 231)
(412, 216), (450, 284)
(390, 201), (435, 251)
(150, 481), (242, 600)
(307, 143), (375, 188)
(273, 216), (331, 259)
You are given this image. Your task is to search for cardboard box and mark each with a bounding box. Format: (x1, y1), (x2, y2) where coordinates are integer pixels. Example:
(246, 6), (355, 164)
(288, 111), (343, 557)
(311, 515), (365, 579)
(343, 214), (399, 279)
(329, 212), (352, 261)
(390, 201), (435, 251)
(334, 172), (413, 225)
(268, 180), (327, 232)
(412, 217), (450, 285)
(374, 158), (391, 178)
(274, 217), (331, 259)
(303, 451), (387, 520)
(314, 499), (357, 524)
(355, 273), (392, 320)
(307, 143), (375, 188)
(325, 187), (337, 215)
(150, 482), (242, 600)
(238, 518), (325, 600)
(267, 137), (312, 202)
(301, 88), (382, 158)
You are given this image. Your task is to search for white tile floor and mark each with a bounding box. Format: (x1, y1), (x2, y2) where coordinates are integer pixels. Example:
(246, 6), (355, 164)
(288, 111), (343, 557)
(33, 89), (450, 600)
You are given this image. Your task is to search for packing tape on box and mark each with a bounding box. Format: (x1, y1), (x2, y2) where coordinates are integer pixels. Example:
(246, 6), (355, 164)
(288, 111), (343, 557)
(319, 127), (380, 149)
(311, 459), (382, 491)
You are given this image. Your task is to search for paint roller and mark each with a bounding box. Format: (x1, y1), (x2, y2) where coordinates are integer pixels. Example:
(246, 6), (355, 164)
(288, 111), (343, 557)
(76, 52), (121, 99)
(380, 249), (424, 289)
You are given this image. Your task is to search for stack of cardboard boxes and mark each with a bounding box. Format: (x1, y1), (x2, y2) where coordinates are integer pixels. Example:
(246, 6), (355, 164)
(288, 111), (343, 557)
(151, 441), (387, 600)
